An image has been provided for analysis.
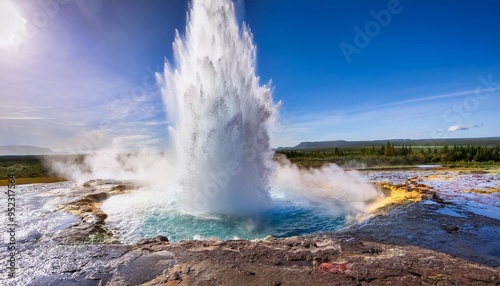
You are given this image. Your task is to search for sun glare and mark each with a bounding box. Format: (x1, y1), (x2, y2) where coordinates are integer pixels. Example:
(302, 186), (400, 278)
(0, 0), (26, 47)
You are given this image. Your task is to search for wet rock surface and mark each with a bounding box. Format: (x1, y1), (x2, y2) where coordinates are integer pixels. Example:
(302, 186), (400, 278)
(338, 202), (500, 267)
(2, 172), (499, 285)
(7, 235), (500, 286)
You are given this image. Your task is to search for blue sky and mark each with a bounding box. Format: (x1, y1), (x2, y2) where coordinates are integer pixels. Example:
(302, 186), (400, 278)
(0, 0), (499, 151)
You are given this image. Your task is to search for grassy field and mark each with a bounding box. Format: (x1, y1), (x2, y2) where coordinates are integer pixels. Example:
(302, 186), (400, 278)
(0, 176), (67, 186)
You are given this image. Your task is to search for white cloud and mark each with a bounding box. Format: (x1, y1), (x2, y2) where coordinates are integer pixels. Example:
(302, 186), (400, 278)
(0, 116), (46, 120)
(447, 123), (484, 132)
(387, 88), (500, 106)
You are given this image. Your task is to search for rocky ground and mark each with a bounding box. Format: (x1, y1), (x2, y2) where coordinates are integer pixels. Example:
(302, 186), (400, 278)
(2, 170), (499, 285)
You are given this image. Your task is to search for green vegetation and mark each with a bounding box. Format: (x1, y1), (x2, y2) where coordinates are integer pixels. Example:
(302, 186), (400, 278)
(0, 156), (51, 178)
(0, 155), (67, 185)
(277, 143), (500, 168)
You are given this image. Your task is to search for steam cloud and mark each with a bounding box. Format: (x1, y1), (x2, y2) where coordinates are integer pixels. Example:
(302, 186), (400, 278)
(272, 158), (381, 215)
(48, 152), (381, 215)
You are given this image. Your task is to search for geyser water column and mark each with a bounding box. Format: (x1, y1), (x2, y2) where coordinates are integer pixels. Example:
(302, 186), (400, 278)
(159, 0), (278, 215)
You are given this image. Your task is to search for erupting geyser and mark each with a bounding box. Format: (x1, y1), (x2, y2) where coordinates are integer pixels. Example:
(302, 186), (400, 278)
(159, 0), (278, 215)
(54, 0), (381, 242)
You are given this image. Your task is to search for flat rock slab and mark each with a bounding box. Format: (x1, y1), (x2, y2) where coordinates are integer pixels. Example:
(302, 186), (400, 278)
(109, 250), (176, 285)
(339, 199), (500, 267)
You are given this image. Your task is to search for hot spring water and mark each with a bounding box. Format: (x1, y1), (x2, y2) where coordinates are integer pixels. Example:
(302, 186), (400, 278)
(103, 187), (349, 242)
(98, 0), (381, 242)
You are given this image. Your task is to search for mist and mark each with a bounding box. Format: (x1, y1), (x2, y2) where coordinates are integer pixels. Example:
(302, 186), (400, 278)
(47, 150), (381, 215)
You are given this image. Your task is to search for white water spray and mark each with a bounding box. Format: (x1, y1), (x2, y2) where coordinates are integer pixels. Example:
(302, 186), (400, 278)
(159, 0), (278, 215)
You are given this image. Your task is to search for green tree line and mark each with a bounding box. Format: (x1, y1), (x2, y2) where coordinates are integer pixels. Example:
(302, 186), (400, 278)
(278, 143), (500, 164)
